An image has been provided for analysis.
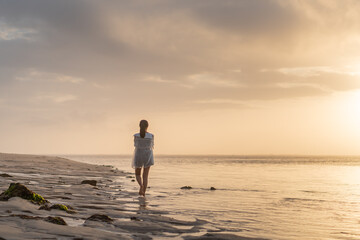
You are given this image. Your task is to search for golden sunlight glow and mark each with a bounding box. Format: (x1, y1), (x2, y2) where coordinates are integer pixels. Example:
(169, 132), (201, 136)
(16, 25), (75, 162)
(336, 90), (360, 145)
(345, 90), (360, 119)
(347, 62), (360, 76)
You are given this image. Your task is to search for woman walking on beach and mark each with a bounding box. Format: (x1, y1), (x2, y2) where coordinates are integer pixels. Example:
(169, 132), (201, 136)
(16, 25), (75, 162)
(132, 120), (154, 196)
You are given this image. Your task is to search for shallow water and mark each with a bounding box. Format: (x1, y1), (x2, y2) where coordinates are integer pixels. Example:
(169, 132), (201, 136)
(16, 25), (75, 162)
(61, 155), (360, 240)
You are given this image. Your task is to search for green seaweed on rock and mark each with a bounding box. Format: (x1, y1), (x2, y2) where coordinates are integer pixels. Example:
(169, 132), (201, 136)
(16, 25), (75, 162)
(0, 183), (48, 205)
(3, 184), (16, 195)
(31, 193), (47, 204)
(52, 204), (68, 212)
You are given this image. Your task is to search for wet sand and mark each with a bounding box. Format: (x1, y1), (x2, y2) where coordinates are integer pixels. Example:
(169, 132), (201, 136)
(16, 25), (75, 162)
(0, 153), (247, 240)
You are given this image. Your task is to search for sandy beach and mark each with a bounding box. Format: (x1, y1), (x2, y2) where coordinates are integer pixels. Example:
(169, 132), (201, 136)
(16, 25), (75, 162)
(0, 153), (246, 240)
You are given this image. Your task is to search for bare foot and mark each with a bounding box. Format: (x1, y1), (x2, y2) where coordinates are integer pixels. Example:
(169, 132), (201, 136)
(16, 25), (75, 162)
(139, 186), (144, 195)
(140, 188), (146, 197)
(140, 187), (146, 197)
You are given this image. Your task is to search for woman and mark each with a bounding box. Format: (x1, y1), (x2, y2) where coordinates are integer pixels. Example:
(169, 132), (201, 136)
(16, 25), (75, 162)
(132, 120), (154, 196)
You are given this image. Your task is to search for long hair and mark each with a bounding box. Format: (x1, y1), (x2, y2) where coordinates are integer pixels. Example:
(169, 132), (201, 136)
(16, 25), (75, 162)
(139, 120), (149, 138)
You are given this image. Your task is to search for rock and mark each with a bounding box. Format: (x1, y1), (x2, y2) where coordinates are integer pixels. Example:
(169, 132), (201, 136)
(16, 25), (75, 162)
(0, 173), (12, 178)
(44, 216), (67, 225)
(39, 205), (51, 211)
(81, 180), (97, 186)
(210, 187), (216, 190)
(181, 186), (192, 190)
(130, 216), (141, 221)
(131, 179), (135, 182)
(87, 214), (113, 223)
(126, 176), (134, 178)
(10, 214), (67, 225)
(22, 210), (33, 214)
(0, 183), (48, 205)
(50, 204), (69, 211)
(11, 214), (42, 220)
(103, 165), (114, 168)
(39, 204), (75, 213)
(60, 196), (71, 200)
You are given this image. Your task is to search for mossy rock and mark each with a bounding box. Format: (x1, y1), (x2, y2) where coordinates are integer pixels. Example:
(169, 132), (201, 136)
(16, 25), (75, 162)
(51, 204), (76, 213)
(50, 204), (69, 211)
(39, 204), (76, 214)
(0, 183), (48, 205)
(87, 214), (113, 223)
(44, 216), (67, 225)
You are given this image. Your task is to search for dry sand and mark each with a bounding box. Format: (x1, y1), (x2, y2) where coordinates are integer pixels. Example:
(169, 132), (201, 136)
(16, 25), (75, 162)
(0, 153), (249, 240)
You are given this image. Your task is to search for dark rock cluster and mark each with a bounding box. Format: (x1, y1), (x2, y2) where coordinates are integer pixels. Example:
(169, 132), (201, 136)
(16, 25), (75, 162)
(81, 180), (97, 186)
(87, 214), (114, 223)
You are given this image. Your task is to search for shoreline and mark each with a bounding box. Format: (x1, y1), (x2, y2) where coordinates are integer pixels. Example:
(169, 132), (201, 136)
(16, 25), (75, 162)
(0, 153), (245, 240)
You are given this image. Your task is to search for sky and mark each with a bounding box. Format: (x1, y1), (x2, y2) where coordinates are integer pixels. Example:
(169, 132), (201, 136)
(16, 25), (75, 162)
(0, 0), (360, 155)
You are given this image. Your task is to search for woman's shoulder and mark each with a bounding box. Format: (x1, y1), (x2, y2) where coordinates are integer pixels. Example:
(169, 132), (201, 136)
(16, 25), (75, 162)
(133, 132), (154, 138)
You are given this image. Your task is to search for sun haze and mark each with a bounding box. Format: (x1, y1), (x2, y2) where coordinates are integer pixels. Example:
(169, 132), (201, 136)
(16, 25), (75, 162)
(0, 0), (359, 155)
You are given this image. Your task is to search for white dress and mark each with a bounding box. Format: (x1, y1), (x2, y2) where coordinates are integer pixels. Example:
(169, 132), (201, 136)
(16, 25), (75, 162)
(132, 132), (154, 169)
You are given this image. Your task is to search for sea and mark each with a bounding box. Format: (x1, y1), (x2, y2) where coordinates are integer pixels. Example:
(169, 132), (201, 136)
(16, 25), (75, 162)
(60, 155), (360, 240)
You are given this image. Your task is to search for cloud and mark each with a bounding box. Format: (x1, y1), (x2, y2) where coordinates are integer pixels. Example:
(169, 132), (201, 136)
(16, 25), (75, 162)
(1, 0), (360, 114)
(275, 82), (332, 92)
(91, 82), (110, 89)
(262, 65), (360, 78)
(195, 98), (247, 105)
(185, 0), (300, 35)
(142, 72), (244, 89)
(0, 21), (36, 41)
(16, 69), (85, 84)
(191, 98), (260, 111)
(142, 76), (175, 84)
(34, 94), (77, 103)
(186, 72), (243, 88)
(259, 65), (360, 93)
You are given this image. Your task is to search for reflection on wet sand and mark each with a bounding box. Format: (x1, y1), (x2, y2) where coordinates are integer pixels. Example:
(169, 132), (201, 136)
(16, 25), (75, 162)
(138, 196), (148, 211)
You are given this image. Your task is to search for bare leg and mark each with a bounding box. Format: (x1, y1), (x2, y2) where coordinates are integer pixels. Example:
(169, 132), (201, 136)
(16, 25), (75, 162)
(142, 167), (150, 196)
(135, 168), (143, 195)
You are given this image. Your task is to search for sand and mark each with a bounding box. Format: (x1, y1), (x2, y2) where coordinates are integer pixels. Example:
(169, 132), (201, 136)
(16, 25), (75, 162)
(0, 153), (250, 240)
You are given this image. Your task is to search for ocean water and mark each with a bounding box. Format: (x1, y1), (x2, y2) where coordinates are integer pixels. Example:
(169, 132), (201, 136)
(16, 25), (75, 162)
(61, 155), (360, 240)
